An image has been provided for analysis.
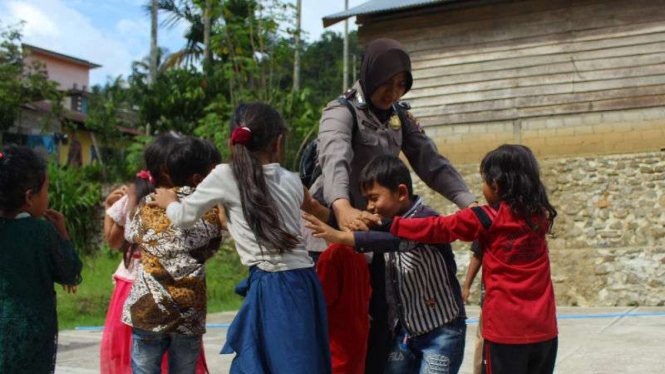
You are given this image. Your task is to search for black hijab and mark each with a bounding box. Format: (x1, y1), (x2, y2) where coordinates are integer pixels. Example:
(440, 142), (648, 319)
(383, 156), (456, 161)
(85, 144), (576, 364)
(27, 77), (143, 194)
(359, 39), (413, 121)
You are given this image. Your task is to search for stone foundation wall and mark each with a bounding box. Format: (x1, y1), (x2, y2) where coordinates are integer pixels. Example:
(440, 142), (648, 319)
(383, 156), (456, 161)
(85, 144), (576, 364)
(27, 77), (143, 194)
(414, 150), (665, 307)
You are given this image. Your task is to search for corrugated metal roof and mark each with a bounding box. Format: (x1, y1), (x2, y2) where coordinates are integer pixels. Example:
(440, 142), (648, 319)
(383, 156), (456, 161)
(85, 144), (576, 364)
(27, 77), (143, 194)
(323, 0), (455, 27)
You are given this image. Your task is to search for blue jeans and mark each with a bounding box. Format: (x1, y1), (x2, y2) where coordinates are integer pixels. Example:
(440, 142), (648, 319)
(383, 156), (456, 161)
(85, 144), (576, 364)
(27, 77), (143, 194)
(131, 328), (201, 374)
(385, 318), (466, 374)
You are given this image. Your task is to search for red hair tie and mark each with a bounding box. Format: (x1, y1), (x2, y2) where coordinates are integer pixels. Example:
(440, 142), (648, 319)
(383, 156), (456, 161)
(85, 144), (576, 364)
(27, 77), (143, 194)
(136, 170), (155, 186)
(231, 126), (252, 146)
(0, 152), (4, 159)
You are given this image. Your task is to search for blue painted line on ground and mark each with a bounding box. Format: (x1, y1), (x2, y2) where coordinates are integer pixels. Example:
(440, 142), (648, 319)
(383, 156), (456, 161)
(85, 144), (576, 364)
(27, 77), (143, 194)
(75, 312), (665, 331)
(464, 311), (665, 324)
(75, 323), (232, 331)
(556, 311), (665, 320)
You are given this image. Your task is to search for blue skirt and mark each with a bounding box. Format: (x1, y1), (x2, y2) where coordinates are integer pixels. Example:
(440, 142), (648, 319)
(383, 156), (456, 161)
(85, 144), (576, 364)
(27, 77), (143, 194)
(221, 266), (332, 374)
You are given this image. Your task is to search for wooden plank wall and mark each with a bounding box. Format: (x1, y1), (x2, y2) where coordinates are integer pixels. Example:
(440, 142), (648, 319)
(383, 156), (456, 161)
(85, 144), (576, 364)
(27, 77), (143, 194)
(358, 0), (665, 163)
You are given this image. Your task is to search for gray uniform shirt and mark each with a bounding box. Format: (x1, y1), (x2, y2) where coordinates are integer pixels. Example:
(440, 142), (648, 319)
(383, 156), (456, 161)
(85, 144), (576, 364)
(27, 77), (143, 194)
(310, 81), (475, 212)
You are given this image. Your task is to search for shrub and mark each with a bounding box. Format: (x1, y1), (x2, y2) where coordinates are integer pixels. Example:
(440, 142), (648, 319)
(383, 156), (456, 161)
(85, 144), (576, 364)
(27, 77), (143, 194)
(47, 161), (102, 254)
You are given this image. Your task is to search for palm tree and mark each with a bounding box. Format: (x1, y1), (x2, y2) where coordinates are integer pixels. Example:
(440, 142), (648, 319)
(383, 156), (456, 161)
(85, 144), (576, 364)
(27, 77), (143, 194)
(203, 0), (212, 76)
(150, 0), (158, 84)
(148, 0), (206, 69)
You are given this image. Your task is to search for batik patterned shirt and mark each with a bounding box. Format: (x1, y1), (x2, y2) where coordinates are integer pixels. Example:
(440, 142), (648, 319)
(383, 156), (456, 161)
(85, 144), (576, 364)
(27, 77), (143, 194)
(122, 186), (224, 336)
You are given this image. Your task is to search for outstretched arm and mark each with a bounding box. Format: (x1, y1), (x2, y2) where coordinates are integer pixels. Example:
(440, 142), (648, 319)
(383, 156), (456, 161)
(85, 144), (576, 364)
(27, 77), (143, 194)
(303, 213), (404, 253)
(152, 166), (228, 228)
(390, 208), (484, 244)
(303, 213), (355, 247)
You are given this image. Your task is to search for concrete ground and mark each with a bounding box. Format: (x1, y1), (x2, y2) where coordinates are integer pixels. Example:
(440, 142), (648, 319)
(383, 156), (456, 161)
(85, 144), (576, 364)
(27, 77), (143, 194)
(55, 306), (665, 374)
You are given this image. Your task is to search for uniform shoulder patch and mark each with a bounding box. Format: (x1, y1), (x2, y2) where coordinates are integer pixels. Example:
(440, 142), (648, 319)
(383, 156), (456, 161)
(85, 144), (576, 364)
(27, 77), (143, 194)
(406, 110), (425, 134)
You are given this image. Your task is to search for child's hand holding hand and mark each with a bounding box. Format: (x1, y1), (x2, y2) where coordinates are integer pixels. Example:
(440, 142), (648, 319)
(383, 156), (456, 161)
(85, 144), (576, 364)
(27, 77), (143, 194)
(44, 209), (70, 240)
(350, 211), (382, 231)
(149, 188), (178, 209)
(303, 213), (355, 247)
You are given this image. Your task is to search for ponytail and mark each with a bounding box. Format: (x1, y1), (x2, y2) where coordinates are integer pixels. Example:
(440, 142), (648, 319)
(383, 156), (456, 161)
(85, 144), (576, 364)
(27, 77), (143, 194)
(230, 103), (300, 253)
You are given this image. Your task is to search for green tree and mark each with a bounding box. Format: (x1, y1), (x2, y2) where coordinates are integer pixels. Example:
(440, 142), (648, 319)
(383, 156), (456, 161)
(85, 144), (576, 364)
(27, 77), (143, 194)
(0, 22), (63, 137)
(301, 30), (361, 108)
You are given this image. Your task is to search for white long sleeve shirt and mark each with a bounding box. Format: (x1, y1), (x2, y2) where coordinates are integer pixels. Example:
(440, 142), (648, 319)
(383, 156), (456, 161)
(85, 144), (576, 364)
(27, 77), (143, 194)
(165, 163), (314, 272)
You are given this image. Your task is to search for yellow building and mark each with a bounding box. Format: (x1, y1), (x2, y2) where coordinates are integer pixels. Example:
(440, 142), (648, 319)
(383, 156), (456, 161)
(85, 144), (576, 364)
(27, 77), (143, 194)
(2, 44), (140, 164)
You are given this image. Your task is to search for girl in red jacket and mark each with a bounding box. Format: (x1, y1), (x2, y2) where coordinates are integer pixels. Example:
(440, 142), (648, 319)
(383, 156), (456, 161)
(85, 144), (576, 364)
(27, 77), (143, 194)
(390, 144), (558, 374)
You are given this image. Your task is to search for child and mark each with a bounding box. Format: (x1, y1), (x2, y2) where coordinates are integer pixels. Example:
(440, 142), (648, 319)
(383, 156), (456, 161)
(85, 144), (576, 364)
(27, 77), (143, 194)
(389, 144), (558, 374)
(304, 154), (467, 374)
(0, 145), (83, 374)
(100, 183), (133, 374)
(102, 135), (217, 374)
(152, 102), (333, 374)
(122, 136), (224, 374)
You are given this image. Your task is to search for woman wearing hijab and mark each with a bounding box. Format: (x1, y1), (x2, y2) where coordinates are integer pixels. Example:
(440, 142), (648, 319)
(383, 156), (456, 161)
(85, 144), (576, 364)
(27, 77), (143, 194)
(306, 39), (476, 374)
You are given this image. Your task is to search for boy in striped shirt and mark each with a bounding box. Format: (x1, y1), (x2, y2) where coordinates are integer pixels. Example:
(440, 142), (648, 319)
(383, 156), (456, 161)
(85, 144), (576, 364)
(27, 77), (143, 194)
(304, 154), (467, 374)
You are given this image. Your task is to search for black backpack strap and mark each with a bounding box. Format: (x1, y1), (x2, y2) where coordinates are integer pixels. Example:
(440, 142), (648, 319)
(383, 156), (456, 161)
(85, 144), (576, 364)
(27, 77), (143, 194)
(338, 96), (359, 135)
(471, 206), (494, 231)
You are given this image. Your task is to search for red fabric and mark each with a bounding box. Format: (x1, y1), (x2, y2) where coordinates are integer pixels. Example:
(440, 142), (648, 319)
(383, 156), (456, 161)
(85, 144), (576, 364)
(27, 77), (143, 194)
(231, 127), (252, 146)
(316, 244), (371, 374)
(391, 202), (558, 345)
(100, 276), (134, 374)
(100, 276), (210, 374)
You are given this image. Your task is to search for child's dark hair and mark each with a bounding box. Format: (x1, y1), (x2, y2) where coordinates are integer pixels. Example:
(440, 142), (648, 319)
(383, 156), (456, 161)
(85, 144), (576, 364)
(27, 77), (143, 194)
(0, 145), (47, 213)
(201, 139), (222, 166)
(167, 137), (221, 186)
(480, 144), (557, 231)
(125, 135), (177, 266)
(134, 135), (177, 203)
(360, 154), (414, 198)
(230, 102), (299, 253)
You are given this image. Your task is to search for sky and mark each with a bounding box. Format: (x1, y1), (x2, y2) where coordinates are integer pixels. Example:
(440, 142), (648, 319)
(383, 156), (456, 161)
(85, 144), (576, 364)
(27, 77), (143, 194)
(0, 0), (365, 86)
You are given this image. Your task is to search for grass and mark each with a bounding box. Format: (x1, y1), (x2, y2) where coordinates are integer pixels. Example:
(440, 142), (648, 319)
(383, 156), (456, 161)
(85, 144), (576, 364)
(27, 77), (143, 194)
(56, 244), (248, 331)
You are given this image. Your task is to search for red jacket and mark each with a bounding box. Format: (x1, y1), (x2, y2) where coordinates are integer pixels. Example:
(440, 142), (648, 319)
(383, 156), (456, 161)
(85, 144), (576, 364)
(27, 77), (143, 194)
(390, 202), (557, 344)
(317, 244), (371, 374)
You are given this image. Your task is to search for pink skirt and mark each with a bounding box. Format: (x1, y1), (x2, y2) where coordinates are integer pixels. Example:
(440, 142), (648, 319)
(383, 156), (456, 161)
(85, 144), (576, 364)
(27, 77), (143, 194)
(100, 275), (210, 374)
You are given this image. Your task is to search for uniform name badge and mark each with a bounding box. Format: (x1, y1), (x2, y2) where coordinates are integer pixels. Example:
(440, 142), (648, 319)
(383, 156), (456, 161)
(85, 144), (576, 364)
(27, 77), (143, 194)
(389, 115), (401, 131)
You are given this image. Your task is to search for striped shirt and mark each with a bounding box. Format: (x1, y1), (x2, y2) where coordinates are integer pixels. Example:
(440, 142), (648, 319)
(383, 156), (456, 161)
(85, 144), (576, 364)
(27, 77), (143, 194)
(355, 197), (465, 336)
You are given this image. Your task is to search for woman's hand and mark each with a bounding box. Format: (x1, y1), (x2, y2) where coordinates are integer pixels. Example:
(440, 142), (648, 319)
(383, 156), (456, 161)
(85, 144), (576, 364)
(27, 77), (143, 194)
(303, 213), (355, 247)
(149, 188), (178, 209)
(44, 209), (70, 240)
(342, 211), (383, 232)
(104, 186), (127, 210)
(333, 200), (381, 231)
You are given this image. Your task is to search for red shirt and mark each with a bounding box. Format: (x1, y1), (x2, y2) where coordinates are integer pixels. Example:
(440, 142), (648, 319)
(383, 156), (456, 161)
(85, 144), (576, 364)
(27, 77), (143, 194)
(390, 202), (558, 344)
(316, 244), (372, 374)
